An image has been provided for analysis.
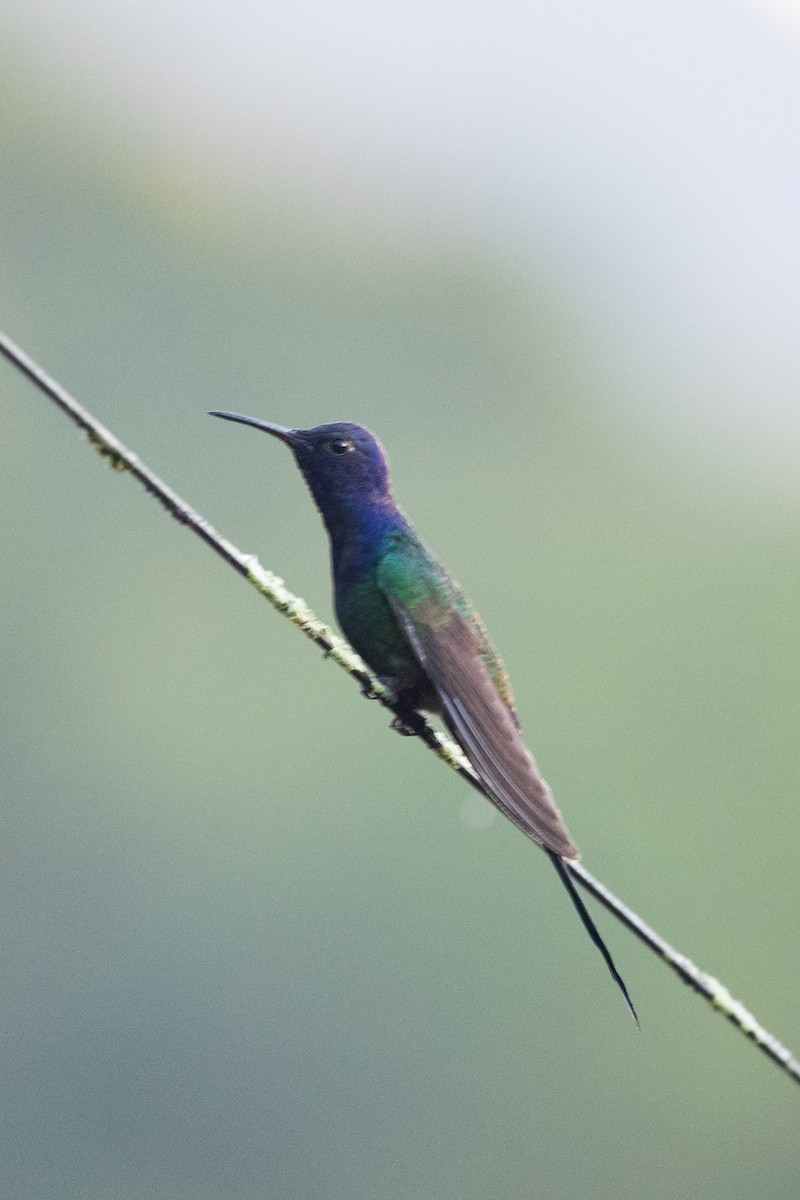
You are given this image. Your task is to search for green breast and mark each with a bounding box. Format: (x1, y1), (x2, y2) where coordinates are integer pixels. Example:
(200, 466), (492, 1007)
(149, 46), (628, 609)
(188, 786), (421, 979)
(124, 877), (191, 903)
(335, 569), (421, 682)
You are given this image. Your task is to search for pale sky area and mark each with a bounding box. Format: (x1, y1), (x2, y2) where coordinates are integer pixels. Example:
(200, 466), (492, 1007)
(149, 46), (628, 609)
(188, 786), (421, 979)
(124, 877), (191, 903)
(5, 0), (800, 458)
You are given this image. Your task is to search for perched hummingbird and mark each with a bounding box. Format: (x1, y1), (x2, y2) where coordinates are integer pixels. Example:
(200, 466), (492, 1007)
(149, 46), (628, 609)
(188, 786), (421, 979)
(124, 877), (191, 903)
(210, 413), (636, 1021)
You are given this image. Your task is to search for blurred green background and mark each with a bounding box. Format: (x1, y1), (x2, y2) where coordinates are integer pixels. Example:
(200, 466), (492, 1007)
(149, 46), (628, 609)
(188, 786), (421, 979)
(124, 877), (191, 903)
(2, 5), (799, 1199)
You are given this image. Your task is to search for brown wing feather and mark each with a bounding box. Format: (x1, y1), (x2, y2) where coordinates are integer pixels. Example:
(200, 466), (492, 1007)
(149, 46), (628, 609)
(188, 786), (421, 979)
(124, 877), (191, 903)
(390, 598), (579, 860)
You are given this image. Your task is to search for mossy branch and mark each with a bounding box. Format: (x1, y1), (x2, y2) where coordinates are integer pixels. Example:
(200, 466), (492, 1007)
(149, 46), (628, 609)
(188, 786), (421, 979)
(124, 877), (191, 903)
(3, 329), (798, 1088)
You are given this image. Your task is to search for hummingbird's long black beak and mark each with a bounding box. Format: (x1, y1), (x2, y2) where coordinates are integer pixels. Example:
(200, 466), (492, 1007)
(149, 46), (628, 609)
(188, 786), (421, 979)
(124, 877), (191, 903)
(209, 411), (302, 446)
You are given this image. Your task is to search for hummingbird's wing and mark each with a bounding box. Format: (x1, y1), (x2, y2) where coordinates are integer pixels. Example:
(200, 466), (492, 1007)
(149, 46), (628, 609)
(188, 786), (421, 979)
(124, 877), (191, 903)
(378, 540), (579, 860)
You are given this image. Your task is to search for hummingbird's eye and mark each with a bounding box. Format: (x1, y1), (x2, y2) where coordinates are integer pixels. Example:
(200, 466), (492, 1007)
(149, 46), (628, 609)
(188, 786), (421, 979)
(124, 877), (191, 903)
(328, 438), (355, 455)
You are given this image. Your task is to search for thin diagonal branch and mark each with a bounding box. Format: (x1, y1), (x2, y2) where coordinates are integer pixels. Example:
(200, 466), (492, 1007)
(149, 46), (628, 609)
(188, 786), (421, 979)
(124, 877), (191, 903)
(3, 329), (798, 1088)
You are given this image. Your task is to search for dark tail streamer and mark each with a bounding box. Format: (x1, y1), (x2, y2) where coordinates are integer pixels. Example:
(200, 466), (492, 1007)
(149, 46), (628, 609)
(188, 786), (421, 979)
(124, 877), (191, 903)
(548, 851), (639, 1024)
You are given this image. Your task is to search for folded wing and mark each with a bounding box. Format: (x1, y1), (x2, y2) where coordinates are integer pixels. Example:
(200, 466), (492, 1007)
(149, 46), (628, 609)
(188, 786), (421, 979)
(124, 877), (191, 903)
(379, 544), (578, 860)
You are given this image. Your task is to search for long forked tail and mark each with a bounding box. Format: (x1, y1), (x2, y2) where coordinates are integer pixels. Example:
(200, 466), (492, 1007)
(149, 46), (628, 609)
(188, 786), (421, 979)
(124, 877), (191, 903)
(548, 851), (639, 1024)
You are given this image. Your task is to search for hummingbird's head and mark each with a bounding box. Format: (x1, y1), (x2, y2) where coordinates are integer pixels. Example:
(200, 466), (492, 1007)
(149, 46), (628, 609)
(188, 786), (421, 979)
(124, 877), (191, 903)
(209, 413), (393, 513)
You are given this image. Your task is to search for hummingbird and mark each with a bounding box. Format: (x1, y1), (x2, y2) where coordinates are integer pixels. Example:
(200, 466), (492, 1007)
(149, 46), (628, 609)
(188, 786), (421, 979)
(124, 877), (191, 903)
(210, 412), (636, 1021)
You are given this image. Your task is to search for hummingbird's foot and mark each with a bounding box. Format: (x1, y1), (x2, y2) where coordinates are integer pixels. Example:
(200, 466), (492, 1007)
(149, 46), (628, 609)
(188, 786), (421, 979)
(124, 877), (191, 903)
(357, 672), (379, 699)
(379, 676), (426, 736)
(390, 713), (418, 737)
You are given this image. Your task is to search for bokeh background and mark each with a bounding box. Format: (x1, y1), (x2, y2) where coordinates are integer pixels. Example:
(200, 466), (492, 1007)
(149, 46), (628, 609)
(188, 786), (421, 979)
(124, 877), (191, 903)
(2, 2), (799, 1197)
